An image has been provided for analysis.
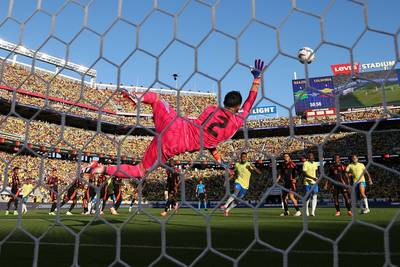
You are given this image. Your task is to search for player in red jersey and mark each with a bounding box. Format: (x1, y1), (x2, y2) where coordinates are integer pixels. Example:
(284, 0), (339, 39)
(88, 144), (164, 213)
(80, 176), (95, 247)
(47, 168), (59, 215)
(84, 173), (106, 215)
(83, 59), (265, 179)
(325, 155), (352, 216)
(129, 183), (139, 213)
(94, 173), (107, 215)
(277, 153), (301, 217)
(59, 179), (81, 215)
(98, 174), (122, 215)
(82, 174), (96, 215)
(5, 167), (21, 215)
(161, 159), (180, 217)
(108, 177), (124, 215)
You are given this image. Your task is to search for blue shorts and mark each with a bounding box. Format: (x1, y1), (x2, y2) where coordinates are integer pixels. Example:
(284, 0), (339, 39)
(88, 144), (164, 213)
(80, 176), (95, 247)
(355, 182), (366, 196)
(305, 184), (319, 194)
(234, 183), (248, 199)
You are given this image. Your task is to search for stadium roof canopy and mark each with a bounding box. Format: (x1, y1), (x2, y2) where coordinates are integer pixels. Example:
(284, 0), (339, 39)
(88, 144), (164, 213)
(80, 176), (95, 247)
(0, 39), (216, 97)
(0, 39), (97, 77)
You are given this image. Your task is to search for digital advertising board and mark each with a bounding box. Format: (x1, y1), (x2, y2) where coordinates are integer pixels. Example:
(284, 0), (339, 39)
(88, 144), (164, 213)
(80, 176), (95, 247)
(332, 68), (400, 111)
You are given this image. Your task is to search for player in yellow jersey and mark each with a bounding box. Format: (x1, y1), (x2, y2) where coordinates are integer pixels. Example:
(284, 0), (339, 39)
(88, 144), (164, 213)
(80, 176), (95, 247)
(21, 179), (34, 214)
(346, 154), (373, 214)
(221, 152), (261, 216)
(302, 153), (319, 216)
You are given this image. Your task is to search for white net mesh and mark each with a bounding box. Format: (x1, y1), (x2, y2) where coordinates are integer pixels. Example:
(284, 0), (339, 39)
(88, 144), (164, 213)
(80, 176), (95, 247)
(0, 0), (399, 266)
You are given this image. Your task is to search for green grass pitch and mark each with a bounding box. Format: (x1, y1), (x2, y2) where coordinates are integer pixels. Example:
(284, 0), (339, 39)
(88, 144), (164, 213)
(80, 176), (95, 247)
(0, 208), (399, 267)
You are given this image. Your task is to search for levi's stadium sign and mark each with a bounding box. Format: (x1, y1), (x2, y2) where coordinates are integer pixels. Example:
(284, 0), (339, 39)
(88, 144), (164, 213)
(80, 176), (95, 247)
(330, 63), (360, 75)
(330, 60), (395, 76)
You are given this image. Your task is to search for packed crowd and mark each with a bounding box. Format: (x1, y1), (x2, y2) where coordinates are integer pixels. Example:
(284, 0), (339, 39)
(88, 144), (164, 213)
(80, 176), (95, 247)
(1, 60), (399, 130)
(1, 113), (399, 161)
(0, 114), (152, 158)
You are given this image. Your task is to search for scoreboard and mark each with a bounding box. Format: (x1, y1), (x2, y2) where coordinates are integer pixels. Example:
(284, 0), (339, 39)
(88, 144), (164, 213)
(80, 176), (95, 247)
(292, 76), (336, 115)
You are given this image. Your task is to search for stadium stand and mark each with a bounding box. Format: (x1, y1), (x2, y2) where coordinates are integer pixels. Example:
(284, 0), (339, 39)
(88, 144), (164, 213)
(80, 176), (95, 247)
(0, 59), (217, 125)
(1, 113), (400, 161)
(1, 59), (399, 131)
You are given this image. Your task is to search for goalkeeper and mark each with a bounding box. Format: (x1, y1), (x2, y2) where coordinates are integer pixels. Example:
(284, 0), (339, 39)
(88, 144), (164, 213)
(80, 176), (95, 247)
(84, 59), (265, 179)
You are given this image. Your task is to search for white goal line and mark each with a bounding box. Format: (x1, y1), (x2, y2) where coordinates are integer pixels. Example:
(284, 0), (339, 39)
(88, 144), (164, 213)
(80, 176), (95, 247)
(5, 241), (397, 256)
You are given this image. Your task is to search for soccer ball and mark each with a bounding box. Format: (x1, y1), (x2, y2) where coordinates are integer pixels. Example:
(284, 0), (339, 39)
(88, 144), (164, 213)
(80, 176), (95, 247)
(297, 47), (315, 64)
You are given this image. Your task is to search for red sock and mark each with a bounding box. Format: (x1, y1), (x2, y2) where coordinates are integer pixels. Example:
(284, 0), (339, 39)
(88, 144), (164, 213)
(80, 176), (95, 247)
(141, 92), (158, 104)
(105, 164), (145, 179)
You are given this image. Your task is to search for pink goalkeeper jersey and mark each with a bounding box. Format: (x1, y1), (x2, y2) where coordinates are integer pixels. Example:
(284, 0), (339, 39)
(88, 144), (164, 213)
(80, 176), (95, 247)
(105, 89), (258, 179)
(161, 90), (257, 158)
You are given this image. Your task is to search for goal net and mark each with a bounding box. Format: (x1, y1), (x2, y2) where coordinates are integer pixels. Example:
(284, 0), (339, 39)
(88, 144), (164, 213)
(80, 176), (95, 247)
(0, 0), (399, 266)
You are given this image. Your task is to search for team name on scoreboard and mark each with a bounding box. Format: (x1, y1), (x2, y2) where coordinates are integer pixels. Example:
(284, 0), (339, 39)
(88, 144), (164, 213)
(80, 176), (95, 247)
(292, 77), (333, 84)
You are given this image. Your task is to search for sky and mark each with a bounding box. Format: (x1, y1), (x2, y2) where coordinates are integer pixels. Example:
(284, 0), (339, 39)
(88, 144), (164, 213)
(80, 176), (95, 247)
(0, 0), (399, 117)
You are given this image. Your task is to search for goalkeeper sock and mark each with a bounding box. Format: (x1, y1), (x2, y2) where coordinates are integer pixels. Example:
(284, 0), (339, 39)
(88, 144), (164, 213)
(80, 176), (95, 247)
(106, 164), (146, 179)
(142, 92), (159, 104)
